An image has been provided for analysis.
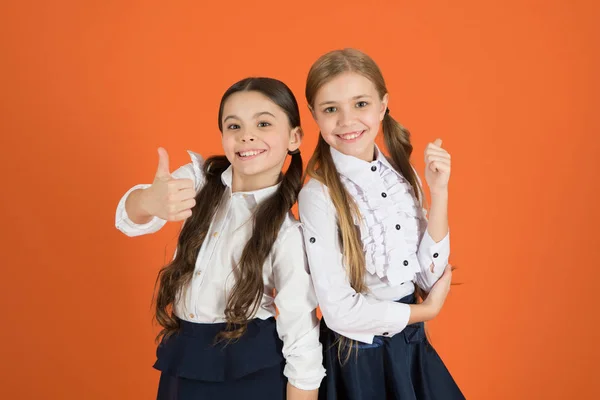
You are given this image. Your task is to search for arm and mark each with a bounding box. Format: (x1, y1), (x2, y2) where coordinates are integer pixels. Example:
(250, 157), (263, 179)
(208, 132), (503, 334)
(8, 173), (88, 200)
(299, 185), (442, 344)
(414, 190), (450, 291)
(288, 384), (318, 400)
(414, 139), (451, 291)
(272, 224), (325, 397)
(115, 148), (204, 237)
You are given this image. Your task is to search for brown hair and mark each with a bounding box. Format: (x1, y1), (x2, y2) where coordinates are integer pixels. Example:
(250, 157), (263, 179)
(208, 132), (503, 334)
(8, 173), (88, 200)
(154, 77), (303, 342)
(305, 48), (423, 360)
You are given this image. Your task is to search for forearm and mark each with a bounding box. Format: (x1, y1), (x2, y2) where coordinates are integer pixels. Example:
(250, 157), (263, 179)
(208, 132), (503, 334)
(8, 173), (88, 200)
(426, 189), (448, 242)
(124, 188), (153, 224)
(287, 383), (318, 400)
(407, 302), (437, 325)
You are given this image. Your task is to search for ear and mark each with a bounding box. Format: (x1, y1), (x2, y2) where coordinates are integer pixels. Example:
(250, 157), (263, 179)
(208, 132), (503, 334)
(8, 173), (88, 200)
(307, 104), (316, 119)
(380, 93), (389, 121)
(288, 126), (303, 152)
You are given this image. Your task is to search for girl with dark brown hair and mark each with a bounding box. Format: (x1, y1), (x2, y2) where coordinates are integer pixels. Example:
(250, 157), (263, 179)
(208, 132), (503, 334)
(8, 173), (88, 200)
(116, 77), (325, 399)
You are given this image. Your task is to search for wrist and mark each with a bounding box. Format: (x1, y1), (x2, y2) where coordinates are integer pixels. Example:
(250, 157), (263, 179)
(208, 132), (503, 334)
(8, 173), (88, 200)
(409, 302), (437, 324)
(421, 300), (440, 321)
(424, 302), (438, 321)
(429, 187), (448, 199)
(138, 188), (155, 217)
(124, 188), (155, 224)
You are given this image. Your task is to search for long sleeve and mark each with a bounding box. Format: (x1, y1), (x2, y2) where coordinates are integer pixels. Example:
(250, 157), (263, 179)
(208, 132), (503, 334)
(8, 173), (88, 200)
(415, 228), (450, 291)
(115, 151), (205, 237)
(411, 167), (450, 291)
(298, 183), (411, 344)
(272, 223), (325, 390)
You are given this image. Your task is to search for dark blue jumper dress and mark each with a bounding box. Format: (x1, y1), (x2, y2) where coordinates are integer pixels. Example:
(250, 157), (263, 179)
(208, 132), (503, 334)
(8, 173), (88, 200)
(318, 294), (465, 400)
(154, 317), (286, 400)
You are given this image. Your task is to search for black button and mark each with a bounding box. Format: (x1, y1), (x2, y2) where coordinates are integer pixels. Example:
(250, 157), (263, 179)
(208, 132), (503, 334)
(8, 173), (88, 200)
(381, 192), (387, 198)
(433, 253), (439, 258)
(403, 260), (409, 266)
(395, 224), (401, 230)
(371, 165), (377, 172)
(383, 332), (389, 336)
(309, 237), (316, 243)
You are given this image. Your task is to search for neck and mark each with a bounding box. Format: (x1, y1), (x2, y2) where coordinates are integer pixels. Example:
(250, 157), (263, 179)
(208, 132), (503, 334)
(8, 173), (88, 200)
(342, 142), (376, 163)
(231, 166), (281, 192)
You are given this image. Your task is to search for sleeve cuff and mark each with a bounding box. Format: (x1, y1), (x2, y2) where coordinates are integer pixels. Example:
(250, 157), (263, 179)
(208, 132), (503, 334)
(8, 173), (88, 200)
(382, 301), (411, 338)
(287, 373), (326, 391)
(279, 323), (326, 391)
(341, 301), (411, 343)
(419, 229), (450, 273)
(115, 184), (165, 236)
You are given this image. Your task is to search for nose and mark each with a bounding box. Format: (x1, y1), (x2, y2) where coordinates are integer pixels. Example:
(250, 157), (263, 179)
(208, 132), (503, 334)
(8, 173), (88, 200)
(238, 128), (256, 143)
(336, 108), (354, 127)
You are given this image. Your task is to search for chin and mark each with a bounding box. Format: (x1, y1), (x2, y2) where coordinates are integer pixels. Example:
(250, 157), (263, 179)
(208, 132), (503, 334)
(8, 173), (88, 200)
(233, 165), (261, 177)
(340, 143), (368, 156)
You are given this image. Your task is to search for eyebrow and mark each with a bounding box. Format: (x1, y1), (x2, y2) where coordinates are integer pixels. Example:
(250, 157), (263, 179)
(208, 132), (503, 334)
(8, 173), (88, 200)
(223, 111), (276, 123)
(318, 94), (372, 107)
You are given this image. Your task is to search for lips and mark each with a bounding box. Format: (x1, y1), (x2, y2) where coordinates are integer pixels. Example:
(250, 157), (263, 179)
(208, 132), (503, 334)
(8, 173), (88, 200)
(337, 130), (365, 141)
(236, 149), (266, 160)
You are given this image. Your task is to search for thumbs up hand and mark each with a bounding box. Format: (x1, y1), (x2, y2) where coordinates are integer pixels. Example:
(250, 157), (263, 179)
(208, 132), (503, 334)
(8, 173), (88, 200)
(424, 139), (451, 196)
(143, 148), (196, 221)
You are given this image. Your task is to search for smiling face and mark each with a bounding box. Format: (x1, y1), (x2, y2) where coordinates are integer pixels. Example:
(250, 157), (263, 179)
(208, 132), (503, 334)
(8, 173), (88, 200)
(220, 90), (301, 191)
(311, 72), (388, 162)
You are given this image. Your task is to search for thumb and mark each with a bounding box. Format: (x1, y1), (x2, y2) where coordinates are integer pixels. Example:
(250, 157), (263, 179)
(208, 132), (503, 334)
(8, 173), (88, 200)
(155, 147), (171, 179)
(433, 138), (443, 148)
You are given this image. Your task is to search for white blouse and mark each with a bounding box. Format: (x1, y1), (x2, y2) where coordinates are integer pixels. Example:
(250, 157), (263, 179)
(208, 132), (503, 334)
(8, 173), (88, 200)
(115, 151), (325, 390)
(298, 145), (450, 344)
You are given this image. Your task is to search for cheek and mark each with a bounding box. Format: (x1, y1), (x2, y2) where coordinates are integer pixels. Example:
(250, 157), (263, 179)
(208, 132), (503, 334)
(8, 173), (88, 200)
(364, 112), (382, 130)
(221, 135), (235, 154)
(315, 115), (335, 135)
(264, 132), (292, 161)
(271, 132), (290, 152)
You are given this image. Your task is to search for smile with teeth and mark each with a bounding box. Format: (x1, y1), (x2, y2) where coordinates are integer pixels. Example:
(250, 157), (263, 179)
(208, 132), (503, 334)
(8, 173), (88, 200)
(236, 149), (266, 158)
(338, 130), (365, 140)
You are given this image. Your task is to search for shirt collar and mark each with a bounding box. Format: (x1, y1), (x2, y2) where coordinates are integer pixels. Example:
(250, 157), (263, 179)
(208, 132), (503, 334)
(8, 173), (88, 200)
(330, 144), (397, 189)
(220, 165), (281, 205)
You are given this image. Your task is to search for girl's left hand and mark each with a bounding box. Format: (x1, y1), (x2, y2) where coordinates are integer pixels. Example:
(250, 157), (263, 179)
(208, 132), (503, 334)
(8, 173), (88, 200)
(424, 138), (451, 195)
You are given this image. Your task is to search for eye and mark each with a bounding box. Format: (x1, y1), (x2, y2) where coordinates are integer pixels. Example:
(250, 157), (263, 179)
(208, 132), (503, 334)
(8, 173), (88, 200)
(257, 121), (271, 127)
(227, 124), (240, 130)
(324, 106), (336, 113)
(356, 101), (368, 108)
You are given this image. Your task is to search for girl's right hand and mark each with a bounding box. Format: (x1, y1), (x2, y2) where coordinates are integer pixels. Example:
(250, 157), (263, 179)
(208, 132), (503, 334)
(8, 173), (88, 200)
(141, 148), (196, 221)
(422, 264), (453, 317)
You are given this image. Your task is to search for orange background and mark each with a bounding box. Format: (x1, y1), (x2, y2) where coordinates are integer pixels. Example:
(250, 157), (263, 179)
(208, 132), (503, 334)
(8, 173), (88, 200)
(1, 1), (599, 399)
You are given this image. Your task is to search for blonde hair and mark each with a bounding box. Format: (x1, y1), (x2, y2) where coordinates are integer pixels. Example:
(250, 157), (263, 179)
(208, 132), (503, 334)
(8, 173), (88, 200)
(305, 48), (423, 361)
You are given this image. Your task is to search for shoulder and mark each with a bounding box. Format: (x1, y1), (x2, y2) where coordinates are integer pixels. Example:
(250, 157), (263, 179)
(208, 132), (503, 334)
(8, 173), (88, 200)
(274, 213), (303, 247)
(299, 178), (331, 206)
(170, 150), (205, 191)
